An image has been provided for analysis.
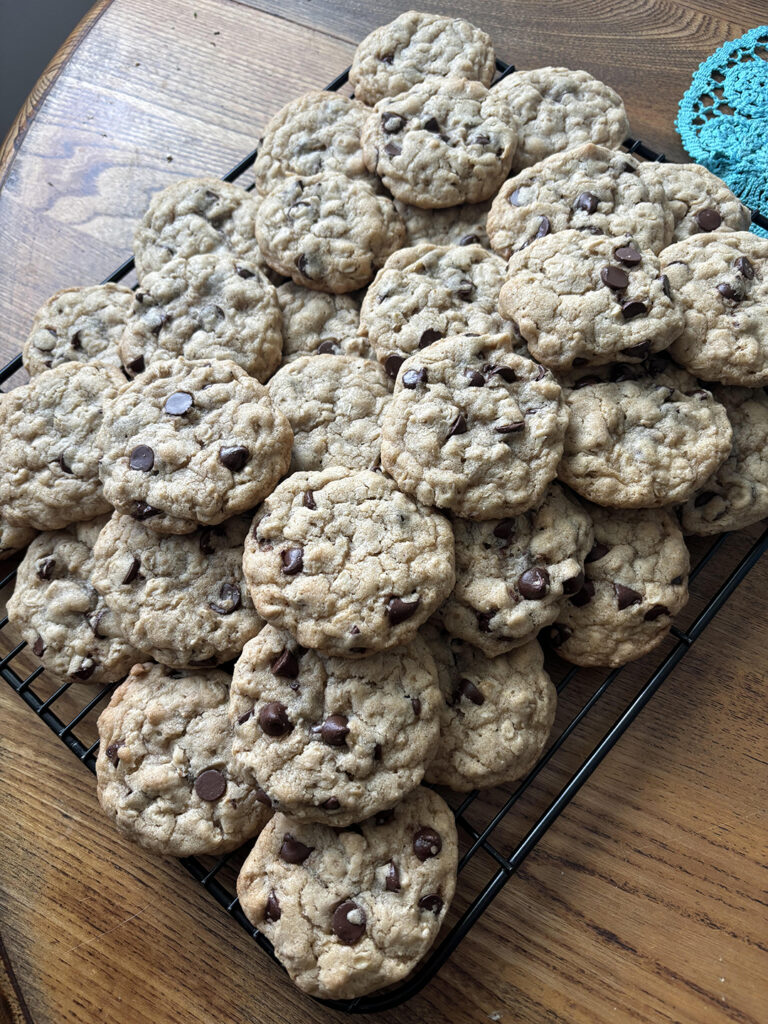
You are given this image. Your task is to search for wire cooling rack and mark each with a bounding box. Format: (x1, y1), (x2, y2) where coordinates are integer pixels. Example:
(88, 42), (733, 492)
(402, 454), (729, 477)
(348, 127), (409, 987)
(3, 57), (768, 1013)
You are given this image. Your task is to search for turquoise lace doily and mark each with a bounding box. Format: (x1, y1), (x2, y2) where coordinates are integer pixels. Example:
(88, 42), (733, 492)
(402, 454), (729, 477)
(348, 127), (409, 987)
(676, 26), (768, 237)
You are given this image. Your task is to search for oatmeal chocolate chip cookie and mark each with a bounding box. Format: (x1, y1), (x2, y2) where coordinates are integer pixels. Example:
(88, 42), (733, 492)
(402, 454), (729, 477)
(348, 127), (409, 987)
(91, 513), (262, 668)
(96, 663), (272, 856)
(487, 143), (673, 259)
(133, 177), (268, 280)
(7, 517), (144, 685)
(558, 363), (732, 508)
(421, 626), (556, 791)
(381, 335), (568, 519)
(359, 243), (513, 377)
(277, 281), (370, 362)
(253, 91), (378, 195)
(640, 162), (751, 242)
(441, 483), (593, 657)
(255, 174), (405, 294)
(229, 626), (440, 825)
(243, 467), (455, 656)
(394, 199), (491, 249)
(680, 385), (768, 535)
(544, 505), (690, 667)
(22, 284), (135, 376)
(0, 519), (36, 561)
(267, 355), (392, 472)
(361, 77), (518, 208)
(499, 230), (684, 371)
(349, 9), (495, 107)
(0, 362), (125, 532)
(493, 66), (629, 172)
(98, 358), (293, 535)
(236, 786), (458, 1000)
(119, 253), (282, 383)
(661, 231), (768, 386)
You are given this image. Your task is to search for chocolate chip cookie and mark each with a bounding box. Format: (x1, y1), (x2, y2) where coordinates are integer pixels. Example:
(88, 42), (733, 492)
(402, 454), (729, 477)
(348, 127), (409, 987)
(441, 483), (593, 656)
(267, 354), (391, 472)
(499, 230), (684, 370)
(0, 362), (125, 532)
(544, 505), (690, 667)
(98, 358), (293, 535)
(349, 10), (495, 107)
(119, 253), (283, 383)
(421, 626), (556, 791)
(680, 385), (768, 535)
(0, 519), (36, 561)
(243, 467), (455, 656)
(661, 231), (768, 386)
(236, 786), (458, 999)
(22, 284), (135, 376)
(359, 243), (513, 377)
(96, 663), (272, 856)
(277, 281), (369, 362)
(91, 512), (263, 667)
(229, 625), (440, 825)
(487, 143), (673, 259)
(640, 162), (751, 242)
(361, 76), (518, 208)
(381, 335), (568, 519)
(7, 516), (144, 685)
(394, 199), (491, 249)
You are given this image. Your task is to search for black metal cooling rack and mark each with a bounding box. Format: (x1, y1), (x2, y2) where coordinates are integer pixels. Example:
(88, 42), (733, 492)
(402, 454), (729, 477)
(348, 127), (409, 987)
(3, 56), (768, 1014)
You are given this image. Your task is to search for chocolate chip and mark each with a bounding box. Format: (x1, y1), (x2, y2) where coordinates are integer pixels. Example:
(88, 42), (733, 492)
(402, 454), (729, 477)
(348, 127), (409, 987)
(454, 279), (475, 301)
(71, 663), (95, 681)
(373, 742), (383, 761)
(495, 421), (525, 434)
(463, 369), (485, 387)
(384, 142), (402, 157)
(717, 282), (742, 301)
(235, 265), (255, 279)
(413, 827), (442, 861)
(621, 300), (647, 319)
(255, 787), (272, 807)
(411, 697), (421, 717)
(237, 709), (253, 725)
(320, 797), (340, 811)
(614, 583), (642, 610)
(381, 111), (406, 134)
(375, 808), (395, 825)
(271, 648), (299, 679)
(209, 582), (241, 615)
(507, 187), (523, 206)
(600, 265), (629, 290)
(562, 570), (585, 595)
(518, 567), (550, 599)
(569, 579), (595, 607)
(318, 339), (341, 355)
(610, 362), (641, 382)
(219, 445), (250, 471)
(384, 354), (405, 380)
(586, 542), (609, 563)
(70, 330), (82, 350)
(147, 310), (169, 334)
(280, 834), (313, 864)
(659, 273), (672, 299)
(86, 609), (107, 637)
(458, 233), (480, 245)
(614, 244), (642, 266)
(621, 341), (651, 359)
(534, 216), (550, 240)
(446, 413), (467, 438)
(127, 355), (145, 375)
(423, 116), (441, 133)
(418, 894), (443, 914)
(385, 861), (401, 892)
(695, 208), (722, 231)
(418, 328), (442, 348)
(575, 191), (599, 213)
(476, 610), (493, 632)
(296, 254), (310, 277)
(472, 133), (490, 145)
(381, 53), (393, 64)
(386, 596), (420, 625)
(194, 768), (226, 801)
(105, 742), (122, 766)
(259, 701), (292, 737)
(493, 519), (514, 540)
(36, 557), (55, 581)
(332, 900), (366, 945)
(621, 162), (636, 174)
(644, 604), (670, 621)
(281, 547), (303, 575)
(320, 714), (349, 746)
(734, 256), (754, 279)
(164, 391), (193, 415)
(264, 891), (281, 922)
(129, 444), (154, 472)
(122, 556), (140, 584)
(548, 622), (573, 647)
(57, 453), (73, 474)
(32, 636), (45, 657)
(350, 625), (360, 636)
(483, 363), (516, 383)
(300, 489), (317, 511)
(403, 367), (428, 388)
(456, 677), (484, 706)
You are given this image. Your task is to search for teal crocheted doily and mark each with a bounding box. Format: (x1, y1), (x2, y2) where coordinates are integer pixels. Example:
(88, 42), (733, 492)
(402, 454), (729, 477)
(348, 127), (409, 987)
(677, 26), (768, 237)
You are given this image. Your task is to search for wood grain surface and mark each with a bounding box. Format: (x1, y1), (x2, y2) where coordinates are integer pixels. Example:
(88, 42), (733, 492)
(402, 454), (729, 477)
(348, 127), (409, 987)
(1, 2), (767, 1023)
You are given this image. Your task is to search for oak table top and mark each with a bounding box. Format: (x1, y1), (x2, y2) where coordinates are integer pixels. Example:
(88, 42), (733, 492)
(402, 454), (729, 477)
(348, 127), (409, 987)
(1, 2), (767, 1022)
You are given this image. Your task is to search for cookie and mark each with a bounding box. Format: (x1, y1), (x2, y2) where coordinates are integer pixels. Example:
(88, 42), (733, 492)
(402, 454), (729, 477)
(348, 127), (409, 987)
(229, 625), (440, 825)
(243, 467), (455, 656)
(487, 143), (673, 259)
(96, 663), (272, 856)
(91, 513), (263, 668)
(118, 253), (282, 383)
(22, 284), (134, 376)
(640, 162), (751, 242)
(349, 10), (495, 106)
(359, 243), (513, 377)
(7, 517), (144, 685)
(277, 281), (369, 362)
(661, 231), (768, 386)
(544, 505), (690, 667)
(493, 66), (629, 171)
(361, 76), (518, 208)
(236, 787), (458, 999)
(255, 173), (405, 294)
(0, 519), (36, 561)
(267, 354), (391, 472)
(0, 362), (125, 532)
(558, 361), (732, 507)
(499, 230), (684, 371)
(394, 199), (491, 249)
(680, 385), (768, 535)
(380, 335), (568, 519)
(441, 483), (593, 657)
(422, 627), (556, 791)
(133, 177), (268, 280)
(97, 357), (293, 535)
(253, 91), (378, 195)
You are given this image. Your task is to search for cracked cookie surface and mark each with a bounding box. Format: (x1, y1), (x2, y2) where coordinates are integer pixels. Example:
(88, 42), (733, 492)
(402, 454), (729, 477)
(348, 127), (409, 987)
(640, 162), (751, 242)
(277, 282), (369, 362)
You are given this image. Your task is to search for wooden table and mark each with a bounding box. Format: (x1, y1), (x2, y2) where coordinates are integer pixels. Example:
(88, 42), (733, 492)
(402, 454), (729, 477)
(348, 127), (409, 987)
(1, 2), (767, 1021)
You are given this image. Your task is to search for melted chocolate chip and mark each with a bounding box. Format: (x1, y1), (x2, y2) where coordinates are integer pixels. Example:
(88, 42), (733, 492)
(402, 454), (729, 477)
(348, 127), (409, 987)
(57, 453), (73, 474)
(621, 300), (647, 319)
(387, 596), (420, 625)
(194, 768), (226, 801)
(164, 391), (193, 416)
(403, 367), (428, 388)
(259, 701), (292, 737)
(569, 579), (595, 607)
(381, 111), (405, 134)
(105, 742), (122, 766)
(533, 216), (550, 240)
(280, 834), (313, 864)
(446, 413), (467, 438)
(463, 369), (485, 387)
(614, 583), (642, 610)
(546, 622), (572, 647)
(734, 255), (754, 279)
(301, 489), (317, 510)
(255, 787), (272, 807)
(237, 709), (253, 725)
(586, 542), (609, 563)
(600, 265), (629, 290)
(320, 714), (349, 746)
(495, 421), (525, 434)
(659, 273), (671, 299)
(575, 191), (599, 213)
(508, 188), (523, 206)
(36, 557), (55, 581)
(332, 900), (366, 945)
(71, 663), (95, 681)
(219, 445), (250, 471)
(384, 142), (402, 158)
(456, 677), (484, 705)
(385, 861), (401, 892)
(454, 279), (475, 301)
(413, 827), (442, 861)
(317, 339), (339, 355)
(614, 244), (642, 266)
(281, 547), (304, 575)
(562, 570), (585, 595)
(271, 648), (299, 678)
(717, 282), (742, 301)
(643, 604), (670, 621)
(384, 354), (405, 379)
(132, 502), (161, 522)
(418, 894), (443, 914)
(695, 207), (722, 231)
(423, 116), (441, 133)
(236, 265), (255, 279)
(419, 328), (442, 348)
(122, 556), (140, 585)
(483, 363), (516, 383)
(32, 636), (45, 657)
(127, 355), (145, 375)
(459, 233), (480, 245)
(209, 582), (241, 615)
(493, 519), (514, 540)
(129, 444), (154, 472)
(296, 254), (311, 278)
(264, 891), (281, 922)
(518, 567), (550, 600)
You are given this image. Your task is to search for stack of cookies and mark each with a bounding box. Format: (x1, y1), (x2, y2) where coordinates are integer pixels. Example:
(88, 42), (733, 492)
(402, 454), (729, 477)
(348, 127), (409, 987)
(2, 8), (767, 1002)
